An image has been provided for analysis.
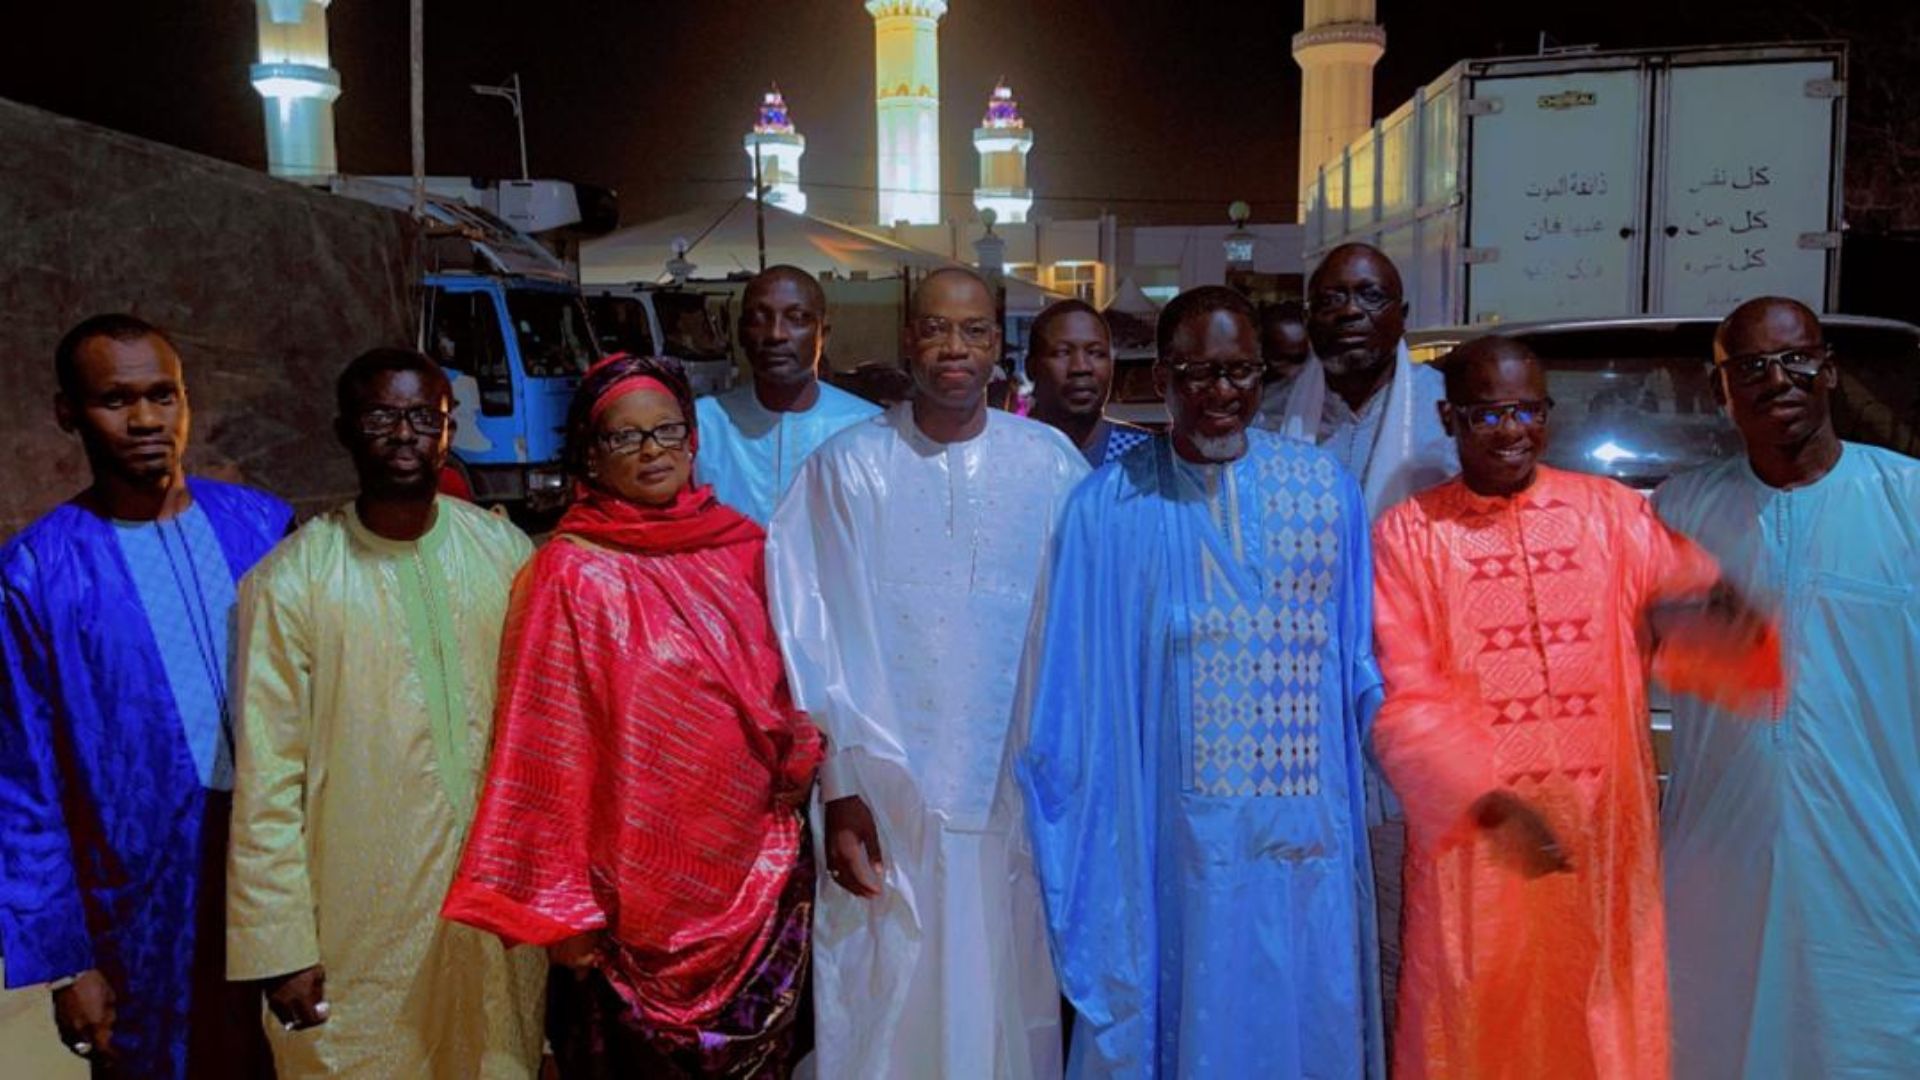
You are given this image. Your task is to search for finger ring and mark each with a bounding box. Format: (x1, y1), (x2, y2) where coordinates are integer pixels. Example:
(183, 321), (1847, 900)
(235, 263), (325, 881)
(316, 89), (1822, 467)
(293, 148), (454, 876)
(68, 1041), (91, 1057)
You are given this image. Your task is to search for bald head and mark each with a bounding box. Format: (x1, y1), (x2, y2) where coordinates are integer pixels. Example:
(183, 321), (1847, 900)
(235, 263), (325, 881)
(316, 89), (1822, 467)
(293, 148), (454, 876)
(1306, 242), (1408, 386)
(1714, 296), (1822, 363)
(912, 267), (994, 317)
(745, 264), (826, 311)
(1444, 336), (1541, 402)
(739, 263), (830, 393)
(1711, 295), (1836, 463)
(1442, 336), (1550, 496)
(1308, 242), (1405, 298)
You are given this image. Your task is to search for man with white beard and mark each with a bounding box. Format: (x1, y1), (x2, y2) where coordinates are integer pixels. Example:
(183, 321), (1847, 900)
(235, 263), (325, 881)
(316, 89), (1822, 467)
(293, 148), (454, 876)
(1019, 286), (1385, 1076)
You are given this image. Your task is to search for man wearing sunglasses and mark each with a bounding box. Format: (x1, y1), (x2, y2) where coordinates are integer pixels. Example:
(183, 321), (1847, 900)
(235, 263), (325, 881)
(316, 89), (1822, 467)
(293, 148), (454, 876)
(1019, 286), (1385, 1076)
(768, 268), (1084, 1078)
(1652, 296), (1920, 1079)
(1369, 336), (1781, 1079)
(226, 348), (546, 1077)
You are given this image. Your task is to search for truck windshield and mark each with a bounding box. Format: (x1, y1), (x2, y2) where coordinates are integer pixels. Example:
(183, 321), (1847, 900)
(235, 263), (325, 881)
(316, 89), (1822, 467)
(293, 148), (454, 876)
(652, 292), (733, 362)
(505, 289), (598, 377)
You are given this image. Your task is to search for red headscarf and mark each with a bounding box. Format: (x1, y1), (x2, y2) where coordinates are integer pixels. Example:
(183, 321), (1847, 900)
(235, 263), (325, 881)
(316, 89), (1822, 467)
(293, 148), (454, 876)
(558, 354), (761, 553)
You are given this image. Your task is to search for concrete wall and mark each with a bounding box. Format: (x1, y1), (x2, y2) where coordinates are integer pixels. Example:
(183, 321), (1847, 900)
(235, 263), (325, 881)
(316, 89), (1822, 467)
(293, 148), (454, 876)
(1, 98), (420, 538)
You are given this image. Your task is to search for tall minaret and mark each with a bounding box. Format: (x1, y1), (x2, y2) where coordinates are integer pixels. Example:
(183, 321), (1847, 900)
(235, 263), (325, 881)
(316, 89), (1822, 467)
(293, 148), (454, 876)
(745, 86), (808, 215)
(973, 81), (1033, 224)
(1292, 0), (1384, 221)
(250, 0), (340, 181)
(866, 0), (946, 226)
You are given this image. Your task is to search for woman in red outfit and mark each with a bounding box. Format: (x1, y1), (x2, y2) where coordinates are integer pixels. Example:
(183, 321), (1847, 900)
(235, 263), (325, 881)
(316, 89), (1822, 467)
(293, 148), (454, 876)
(444, 354), (824, 1078)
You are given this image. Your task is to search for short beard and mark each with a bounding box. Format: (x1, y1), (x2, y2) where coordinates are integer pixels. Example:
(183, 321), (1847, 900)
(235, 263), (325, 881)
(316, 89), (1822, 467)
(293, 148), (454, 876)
(1188, 428), (1249, 463)
(1319, 345), (1394, 380)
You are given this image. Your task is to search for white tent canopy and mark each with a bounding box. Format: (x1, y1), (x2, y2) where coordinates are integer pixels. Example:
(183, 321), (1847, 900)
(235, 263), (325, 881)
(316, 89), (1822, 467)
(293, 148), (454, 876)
(582, 199), (961, 284)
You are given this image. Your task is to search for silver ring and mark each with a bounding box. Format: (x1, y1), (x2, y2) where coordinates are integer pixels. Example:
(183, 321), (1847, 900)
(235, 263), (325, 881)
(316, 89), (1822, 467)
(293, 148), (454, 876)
(68, 1041), (91, 1058)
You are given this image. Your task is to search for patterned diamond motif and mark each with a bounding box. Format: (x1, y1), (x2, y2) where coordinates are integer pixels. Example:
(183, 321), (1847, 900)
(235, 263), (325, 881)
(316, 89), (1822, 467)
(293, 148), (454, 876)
(1191, 453), (1343, 799)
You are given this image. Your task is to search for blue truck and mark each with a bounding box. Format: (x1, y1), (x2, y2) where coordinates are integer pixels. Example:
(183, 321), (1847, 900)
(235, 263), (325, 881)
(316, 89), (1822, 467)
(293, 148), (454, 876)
(334, 179), (602, 514)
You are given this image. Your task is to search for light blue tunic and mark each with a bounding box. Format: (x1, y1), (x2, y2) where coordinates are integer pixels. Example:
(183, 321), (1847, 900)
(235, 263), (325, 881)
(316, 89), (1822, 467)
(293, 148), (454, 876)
(1019, 430), (1385, 1079)
(695, 381), (879, 523)
(110, 504), (238, 790)
(1653, 443), (1920, 1079)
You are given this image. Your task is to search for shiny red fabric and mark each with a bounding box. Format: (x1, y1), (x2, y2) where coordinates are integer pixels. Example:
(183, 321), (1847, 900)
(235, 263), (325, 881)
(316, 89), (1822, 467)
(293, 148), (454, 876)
(443, 508), (823, 1031)
(557, 484), (760, 555)
(1371, 468), (1783, 1080)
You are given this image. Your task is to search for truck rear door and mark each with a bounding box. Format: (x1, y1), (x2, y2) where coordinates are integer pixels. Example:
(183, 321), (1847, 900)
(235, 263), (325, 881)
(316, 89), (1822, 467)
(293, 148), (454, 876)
(1465, 66), (1650, 322)
(1651, 57), (1844, 315)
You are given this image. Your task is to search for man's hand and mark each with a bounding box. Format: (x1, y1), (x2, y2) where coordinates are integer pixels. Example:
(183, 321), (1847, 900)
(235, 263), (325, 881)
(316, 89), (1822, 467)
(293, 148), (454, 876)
(264, 965), (330, 1031)
(1474, 791), (1573, 879)
(547, 930), (605, 978)
(1651, 580), (1770, 653)
(52, 970), (115, 1060)
(824, 795), (886, 898)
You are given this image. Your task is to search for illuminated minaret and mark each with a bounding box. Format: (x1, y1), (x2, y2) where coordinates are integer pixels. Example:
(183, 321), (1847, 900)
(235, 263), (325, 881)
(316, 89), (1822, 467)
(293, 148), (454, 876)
(973, 81), (1033, 224)
(1293, 0), (1384, 221)
(866, 0), (946, 225)
(250, 0), (340, 181)
(745, 86), (808, 215)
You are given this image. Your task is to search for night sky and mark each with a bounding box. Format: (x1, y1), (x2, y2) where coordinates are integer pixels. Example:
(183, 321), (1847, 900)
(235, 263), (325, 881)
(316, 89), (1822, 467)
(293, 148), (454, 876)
(3, 2), (1895, 228)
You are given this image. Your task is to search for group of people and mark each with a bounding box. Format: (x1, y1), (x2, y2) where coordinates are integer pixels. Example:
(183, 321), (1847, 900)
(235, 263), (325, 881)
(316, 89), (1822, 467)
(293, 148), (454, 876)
(0, 242), (1913, 1080)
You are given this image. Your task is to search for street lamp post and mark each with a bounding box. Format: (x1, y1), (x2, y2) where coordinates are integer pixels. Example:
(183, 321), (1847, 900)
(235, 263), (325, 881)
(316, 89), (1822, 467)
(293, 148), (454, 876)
(471, 72), (529, 181)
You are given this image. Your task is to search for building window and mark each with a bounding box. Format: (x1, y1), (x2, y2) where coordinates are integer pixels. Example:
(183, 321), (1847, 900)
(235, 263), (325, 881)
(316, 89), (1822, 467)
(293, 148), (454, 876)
(1051, 261), (1099, 302)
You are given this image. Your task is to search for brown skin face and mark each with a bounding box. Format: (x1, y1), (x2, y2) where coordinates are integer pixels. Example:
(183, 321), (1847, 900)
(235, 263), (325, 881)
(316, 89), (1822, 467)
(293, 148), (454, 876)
(905, 270), (1000, 437)
(1028, 310), (1114, 421)
(588, 389), (693, 506)
(1443, 339), (1550, 497)
(1306, 245), (1408, 389)
(336, 369), (453, 500)
(1156, 308), (1263, 464)
(57, 334), (190, 492)
(739, 270), (829, 401)
(1260, 316), (1310, 384)
(1713, 298), (1835, 451)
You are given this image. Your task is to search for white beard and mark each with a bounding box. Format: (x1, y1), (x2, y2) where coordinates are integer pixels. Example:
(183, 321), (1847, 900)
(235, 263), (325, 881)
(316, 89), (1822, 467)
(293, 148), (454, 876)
(1189, 428), (1249, 463)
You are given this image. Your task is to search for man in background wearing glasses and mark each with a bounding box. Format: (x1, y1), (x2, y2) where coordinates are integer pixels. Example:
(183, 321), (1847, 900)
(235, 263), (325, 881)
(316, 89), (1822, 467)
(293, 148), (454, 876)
(1262, 243), (1459, 1039)
(1652, 296), (1920, 1080)
(226, 348), (546, 1077)
(768, 268), (1084, 1079)
(1019, 286), (1385, 1076)
(1370, 336), (1781, 1079)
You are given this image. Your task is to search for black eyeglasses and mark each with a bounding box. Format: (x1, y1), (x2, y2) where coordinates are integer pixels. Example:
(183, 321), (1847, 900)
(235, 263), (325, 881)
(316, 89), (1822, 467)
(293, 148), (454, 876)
(1167, 360), (1265, 391)
(913, 316), (997, 347)
(357, 406), (449, 437)
(1449, 398), (1554, 431)
(1715, 346), (1828, 387)
(1308, 285), (1398, 315)
(597, 422), (690, 456)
